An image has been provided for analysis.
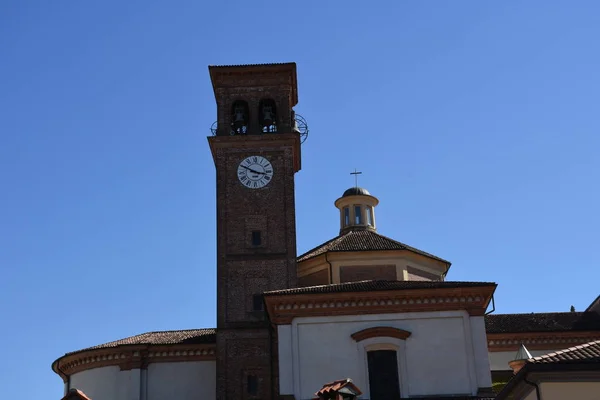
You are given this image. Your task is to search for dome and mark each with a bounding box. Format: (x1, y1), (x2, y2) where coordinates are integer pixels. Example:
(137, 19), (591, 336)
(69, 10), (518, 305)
(342, 187), (371, 197)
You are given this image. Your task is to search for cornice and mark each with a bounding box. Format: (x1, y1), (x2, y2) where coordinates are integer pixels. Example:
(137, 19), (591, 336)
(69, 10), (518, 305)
(53, 343), (216, 382)
(265, 286), (495, 324)
(487, 330), (600, 352)
(351, 326), (411, 342)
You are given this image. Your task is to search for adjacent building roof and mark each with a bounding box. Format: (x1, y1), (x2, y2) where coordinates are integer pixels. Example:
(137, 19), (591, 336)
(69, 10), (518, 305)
(297, 229), (450, 264)
(264, 279), (495, 296)
(66, 328), (216, 356)
(495, 339), (600, 400)
(528, 339), (600, 364)
(484, 312), (600, 334)
(586, 294), (600, 312)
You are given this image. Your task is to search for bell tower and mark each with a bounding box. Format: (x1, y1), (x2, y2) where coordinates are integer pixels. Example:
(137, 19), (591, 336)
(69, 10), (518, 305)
(207, 63), (305, 400)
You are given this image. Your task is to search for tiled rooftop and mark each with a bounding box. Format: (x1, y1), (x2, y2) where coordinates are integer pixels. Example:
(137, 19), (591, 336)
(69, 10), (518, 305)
(484, 312), (600, 334)
(67, 328), (216, 355)
(297, 230), (450, 264)
(264, 279), (495, 296)
(529, 339), (600, 364)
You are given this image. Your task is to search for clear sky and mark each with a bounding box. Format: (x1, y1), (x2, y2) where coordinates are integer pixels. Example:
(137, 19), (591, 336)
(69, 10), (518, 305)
(1, 1), (600, 398)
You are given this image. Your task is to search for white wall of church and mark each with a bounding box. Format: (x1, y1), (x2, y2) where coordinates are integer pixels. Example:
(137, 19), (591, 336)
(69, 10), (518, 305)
(69, 361), (215, 400)
(488, 349), (562, 371)
(278, 311), (492, 400)
(147, 361), (216, 400)
(70, 366), (122, 400)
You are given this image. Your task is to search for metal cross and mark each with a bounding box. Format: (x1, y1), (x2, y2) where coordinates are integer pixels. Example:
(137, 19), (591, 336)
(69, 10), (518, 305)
(350, 168), (362, 188)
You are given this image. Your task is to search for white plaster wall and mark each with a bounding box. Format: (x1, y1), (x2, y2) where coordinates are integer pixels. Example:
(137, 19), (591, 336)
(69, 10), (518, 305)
(70, 366), (122, 400)
(539, 382), (600, 400)
(147, 361), (216, 400)
(278, 311), (490, 400)
(488, 349), (562, 371)
(68, 361), (215, 400)
(470, 316), (493, 388)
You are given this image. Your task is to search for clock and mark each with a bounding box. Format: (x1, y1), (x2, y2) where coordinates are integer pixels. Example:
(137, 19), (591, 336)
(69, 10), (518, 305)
(237, 155), (274, 189)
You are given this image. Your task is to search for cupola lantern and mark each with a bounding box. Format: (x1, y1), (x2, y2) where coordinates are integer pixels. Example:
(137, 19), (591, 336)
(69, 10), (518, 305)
(334, 185), (379, 235)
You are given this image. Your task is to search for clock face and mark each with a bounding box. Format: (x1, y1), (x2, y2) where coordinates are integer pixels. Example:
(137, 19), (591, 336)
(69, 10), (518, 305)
(237, 155), (273, 189)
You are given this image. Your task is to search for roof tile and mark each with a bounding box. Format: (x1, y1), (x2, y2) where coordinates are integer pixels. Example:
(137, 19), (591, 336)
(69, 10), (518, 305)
(68, 328), (216, 355)
(264, 279), (495, 296)
(485, 312), (600, 334)
(297, 230), (450, 264)
(529, 339), (600, 364)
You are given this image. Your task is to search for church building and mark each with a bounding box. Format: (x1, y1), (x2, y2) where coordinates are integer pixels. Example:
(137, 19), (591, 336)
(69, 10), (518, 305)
(51, 63), (600, 400)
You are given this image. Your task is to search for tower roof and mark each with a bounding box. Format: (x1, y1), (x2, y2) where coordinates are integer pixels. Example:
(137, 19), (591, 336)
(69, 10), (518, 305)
(342, 187), (371, 197)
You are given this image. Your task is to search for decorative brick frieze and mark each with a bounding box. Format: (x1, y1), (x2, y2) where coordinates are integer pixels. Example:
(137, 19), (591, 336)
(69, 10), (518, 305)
(53, 344), (216, 382)
(487, 331), (600, 352)
(265, 286), (495, 324)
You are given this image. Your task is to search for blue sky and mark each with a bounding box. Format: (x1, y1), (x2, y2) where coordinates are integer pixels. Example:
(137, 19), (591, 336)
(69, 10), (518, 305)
(1, 1), (600, 398)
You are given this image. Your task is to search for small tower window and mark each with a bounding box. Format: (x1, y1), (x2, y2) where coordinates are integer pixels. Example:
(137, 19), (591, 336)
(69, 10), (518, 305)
(251, 230), (262, 246)
(344, 207), (350, 226)
(354, 205), (362, 224)
(252, 294), (264, 311)
(247, 375), (258, 396)
(366, 206), (373, 226)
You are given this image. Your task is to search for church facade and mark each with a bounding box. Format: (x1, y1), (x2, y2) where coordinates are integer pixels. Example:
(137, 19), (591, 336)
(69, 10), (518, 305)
(51, 63), (600, 400)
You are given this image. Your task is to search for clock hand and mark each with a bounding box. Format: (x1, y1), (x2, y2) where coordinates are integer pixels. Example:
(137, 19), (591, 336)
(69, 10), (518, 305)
(241, 165), (265, 175)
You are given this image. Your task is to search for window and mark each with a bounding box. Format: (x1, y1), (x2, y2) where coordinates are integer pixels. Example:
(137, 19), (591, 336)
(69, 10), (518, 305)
(252, 294), (264, 311)
(251, 230), (262, 246)
(247, 375), (258, 396)
(366, 206), (373, 226)
(354, 205), (362, 224)
(344, 207), (350, 226)
(367, 350), (401, 400)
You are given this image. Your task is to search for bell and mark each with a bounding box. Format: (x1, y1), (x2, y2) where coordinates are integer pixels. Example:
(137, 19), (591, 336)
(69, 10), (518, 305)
(262, 105), (274, 126)
(232, 106), (246, 129)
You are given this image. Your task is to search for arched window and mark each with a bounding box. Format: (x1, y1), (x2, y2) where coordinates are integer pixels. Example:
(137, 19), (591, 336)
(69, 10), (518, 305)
(366, 206), (373, 226)
(352, 328), (410, 399)
(367, 349), (401, 400)
(231, 100), (249, 135)
(259, 99), (277, 133)
(354, 205), (362, 224)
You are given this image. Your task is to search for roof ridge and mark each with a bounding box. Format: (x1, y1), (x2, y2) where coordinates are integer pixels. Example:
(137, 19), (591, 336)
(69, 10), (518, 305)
(139, 327), (215, 334)
(297, 229), (450, 264)
(486, 311), (590, 317)
(296, 232), (348, 260)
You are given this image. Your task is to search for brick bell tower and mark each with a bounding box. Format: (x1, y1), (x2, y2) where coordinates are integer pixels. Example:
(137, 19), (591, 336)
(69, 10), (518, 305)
(207, 63), (304, 400)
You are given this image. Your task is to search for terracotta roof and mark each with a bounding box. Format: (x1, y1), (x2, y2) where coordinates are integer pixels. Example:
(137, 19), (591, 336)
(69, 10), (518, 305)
(297, 230), (450, 264)
(67, 329), (216, 355)
(315, 378), (362, 397)
(528, 340), (600, 364)
(208, 62), (295, 68)
(62, 389), (92, 400)
(485, 312), (600, 334)
(264, 279), (495, 296)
